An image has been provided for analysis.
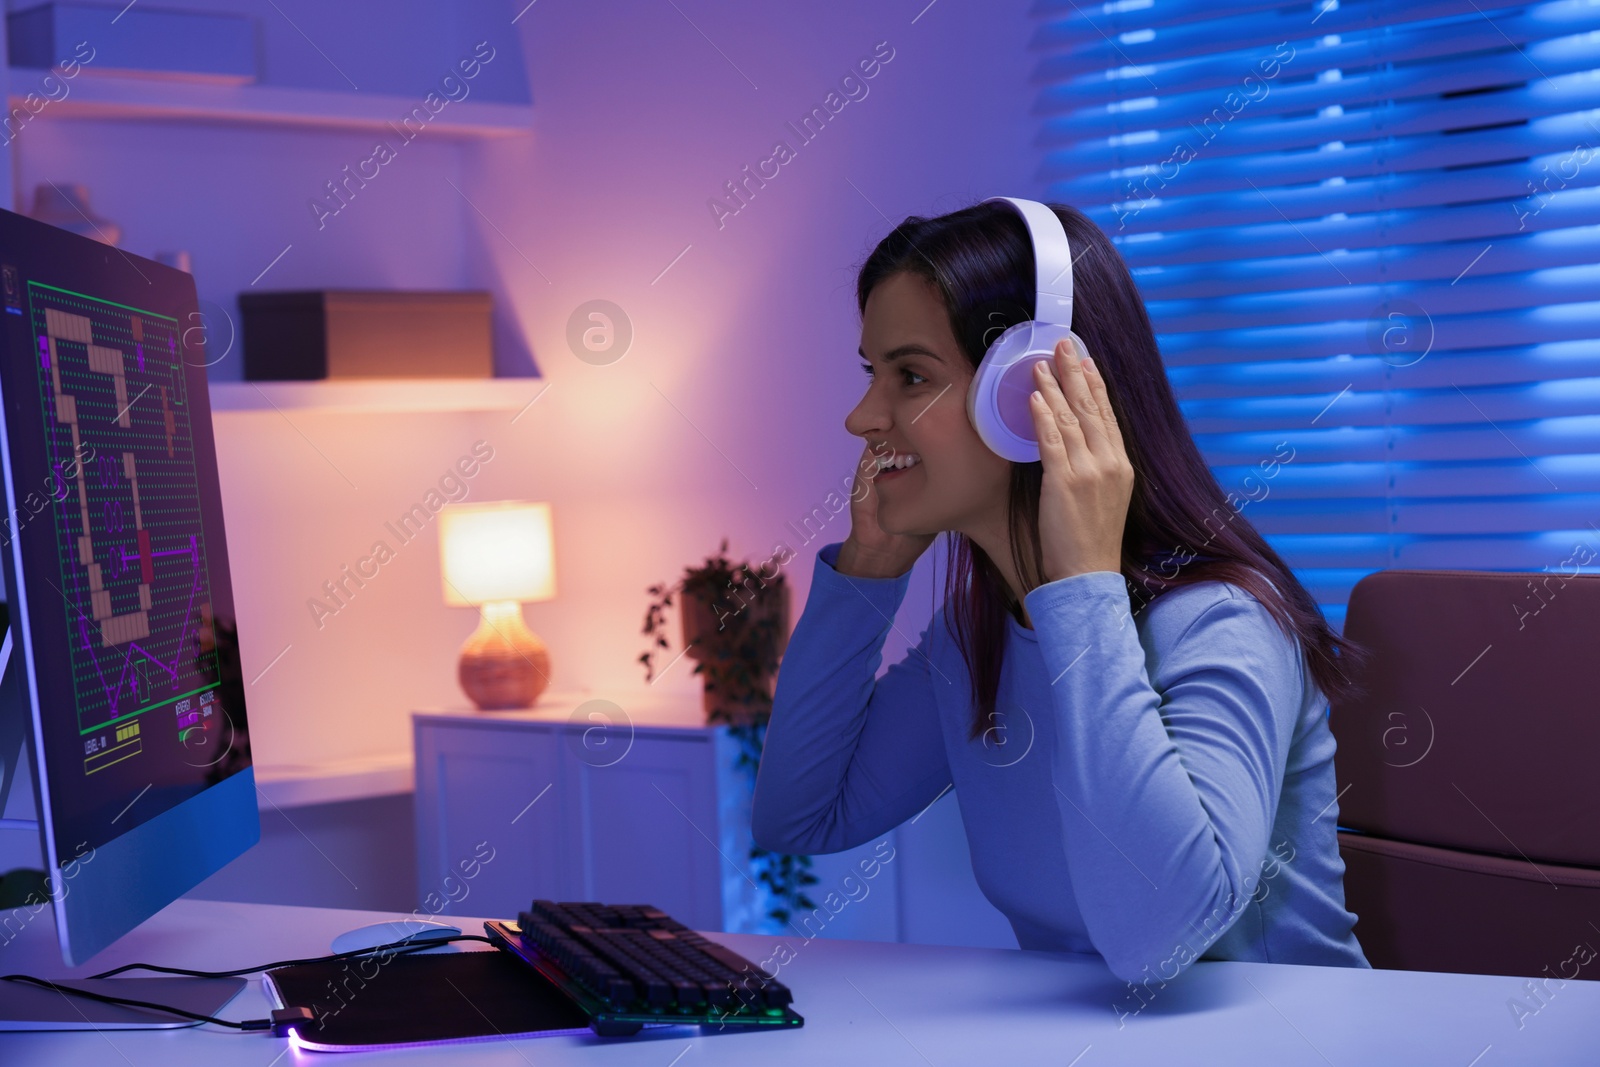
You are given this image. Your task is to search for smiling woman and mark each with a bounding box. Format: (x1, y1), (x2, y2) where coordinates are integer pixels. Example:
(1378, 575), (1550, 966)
(751, 198), (1377, 990)
(839, 199), (1371, 731)
(841, 271), (1012, 591)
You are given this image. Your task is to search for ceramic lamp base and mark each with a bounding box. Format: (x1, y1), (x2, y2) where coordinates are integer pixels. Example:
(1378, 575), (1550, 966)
(458, 601), (550, 711)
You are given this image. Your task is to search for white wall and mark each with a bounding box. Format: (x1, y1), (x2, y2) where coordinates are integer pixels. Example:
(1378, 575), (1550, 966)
(172, 0), (1038, 772)
(4, 1), (1035, 943)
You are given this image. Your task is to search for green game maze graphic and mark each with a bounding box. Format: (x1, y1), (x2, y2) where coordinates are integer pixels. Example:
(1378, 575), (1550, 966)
(28, 283), (222, 775)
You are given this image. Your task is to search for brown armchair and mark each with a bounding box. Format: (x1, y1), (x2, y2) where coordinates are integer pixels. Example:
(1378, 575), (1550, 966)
(1328, 567), (1600, 980)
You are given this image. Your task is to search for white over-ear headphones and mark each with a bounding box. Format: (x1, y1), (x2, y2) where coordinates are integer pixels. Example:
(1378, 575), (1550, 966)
(966, 196), (1090, 463)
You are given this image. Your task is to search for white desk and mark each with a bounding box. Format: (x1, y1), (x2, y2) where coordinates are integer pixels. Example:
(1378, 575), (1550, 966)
(2, 898), (1596, 1064)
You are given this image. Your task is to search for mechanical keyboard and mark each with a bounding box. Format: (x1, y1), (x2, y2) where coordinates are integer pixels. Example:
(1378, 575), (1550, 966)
(484, 900), (803, 1036)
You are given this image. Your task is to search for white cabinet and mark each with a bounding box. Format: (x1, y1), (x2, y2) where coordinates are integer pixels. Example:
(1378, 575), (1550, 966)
(411, 696), (762, 933)
(412, 693), (1014, 948)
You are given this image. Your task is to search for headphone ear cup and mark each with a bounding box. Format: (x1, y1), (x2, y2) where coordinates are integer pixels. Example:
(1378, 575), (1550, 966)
(967, 341), (1026, 461)
(994, 355), (1047, 443)
(967, 321), (1082, 463)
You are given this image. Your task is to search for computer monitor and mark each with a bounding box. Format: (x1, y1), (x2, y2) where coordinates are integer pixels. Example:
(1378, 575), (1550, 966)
(0, 206), (257, 967)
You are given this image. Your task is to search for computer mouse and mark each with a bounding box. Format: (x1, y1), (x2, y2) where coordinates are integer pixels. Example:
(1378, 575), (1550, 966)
(331, 919), (463, 955)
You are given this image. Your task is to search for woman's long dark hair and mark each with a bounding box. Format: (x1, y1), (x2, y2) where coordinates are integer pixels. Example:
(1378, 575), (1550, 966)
(855, 200), (1373, 741)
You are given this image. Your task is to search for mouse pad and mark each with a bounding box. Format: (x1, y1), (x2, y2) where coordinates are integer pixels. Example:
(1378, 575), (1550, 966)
(266, 948), (595, 1050)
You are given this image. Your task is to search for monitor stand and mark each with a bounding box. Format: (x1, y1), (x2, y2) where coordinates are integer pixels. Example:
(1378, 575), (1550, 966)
(0, 627), (41, 870)
(0, 627), (247, 1030)
(0, 624), (40, 847)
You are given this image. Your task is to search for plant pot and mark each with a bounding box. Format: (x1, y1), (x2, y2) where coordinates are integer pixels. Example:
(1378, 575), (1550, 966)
(680, 578), (789, 658)
(700, 676), (773, 727)
(680, 580), (790, 726)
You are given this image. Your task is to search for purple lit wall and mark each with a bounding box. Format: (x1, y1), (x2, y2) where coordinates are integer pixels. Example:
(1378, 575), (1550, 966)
(0, 1), (1033, 944)
(16, 0), (1039, 770)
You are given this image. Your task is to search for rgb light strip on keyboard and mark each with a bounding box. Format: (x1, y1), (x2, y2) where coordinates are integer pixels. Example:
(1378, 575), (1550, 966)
(484, 900), (803, 1037)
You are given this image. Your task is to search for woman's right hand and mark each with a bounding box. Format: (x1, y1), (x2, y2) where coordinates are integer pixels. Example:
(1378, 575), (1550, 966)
(835, 442), (936, 579)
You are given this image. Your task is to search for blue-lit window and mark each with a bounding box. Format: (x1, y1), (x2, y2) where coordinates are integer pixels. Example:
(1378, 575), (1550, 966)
(1037, 0), (1600, 629)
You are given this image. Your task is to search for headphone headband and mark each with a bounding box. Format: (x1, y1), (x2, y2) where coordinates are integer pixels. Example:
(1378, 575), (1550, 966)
(982, 196), (1074, 329)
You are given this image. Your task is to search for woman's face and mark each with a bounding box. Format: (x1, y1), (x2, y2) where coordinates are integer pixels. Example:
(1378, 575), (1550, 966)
(846, 271), (1012, 538)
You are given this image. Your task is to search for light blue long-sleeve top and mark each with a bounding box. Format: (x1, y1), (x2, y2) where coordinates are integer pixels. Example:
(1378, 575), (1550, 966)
(751, 540), (1369, 985)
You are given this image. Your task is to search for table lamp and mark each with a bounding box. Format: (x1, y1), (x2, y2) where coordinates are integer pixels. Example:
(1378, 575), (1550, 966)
(438, 500), (556, 710)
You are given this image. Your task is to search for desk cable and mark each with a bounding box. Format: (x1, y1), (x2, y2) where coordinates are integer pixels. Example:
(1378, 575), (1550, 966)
(2, 933), (497, 1034)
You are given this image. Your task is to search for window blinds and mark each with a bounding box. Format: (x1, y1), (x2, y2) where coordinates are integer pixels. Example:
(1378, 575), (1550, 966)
(1036, 0), (1600, 630)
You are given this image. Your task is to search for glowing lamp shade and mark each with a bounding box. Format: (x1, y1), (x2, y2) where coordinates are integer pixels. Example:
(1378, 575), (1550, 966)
(439, 502), (556, 606)
(438, 501), (556, 711)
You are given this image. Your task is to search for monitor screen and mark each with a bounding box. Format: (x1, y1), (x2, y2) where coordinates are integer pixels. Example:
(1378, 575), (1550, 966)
(0, 207), (256, 964)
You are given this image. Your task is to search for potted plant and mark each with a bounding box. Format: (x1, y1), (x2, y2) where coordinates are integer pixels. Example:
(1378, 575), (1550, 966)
(640, 538), (817, 927)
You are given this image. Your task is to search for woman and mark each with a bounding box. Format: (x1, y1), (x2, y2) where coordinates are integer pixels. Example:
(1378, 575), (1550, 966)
(750, 199), (1373, 989)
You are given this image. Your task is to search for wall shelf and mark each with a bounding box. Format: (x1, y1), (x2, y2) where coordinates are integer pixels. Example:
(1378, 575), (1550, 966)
(6, 73), (532, 137)
(253, 751), (413, 810)
(248, 692), (650, 810)
(207, 377), (545, 413)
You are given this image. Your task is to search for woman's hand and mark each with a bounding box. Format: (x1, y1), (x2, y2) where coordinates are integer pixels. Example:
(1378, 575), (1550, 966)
(1030, 339), (1135, 583)
(836, 441), (936, 579)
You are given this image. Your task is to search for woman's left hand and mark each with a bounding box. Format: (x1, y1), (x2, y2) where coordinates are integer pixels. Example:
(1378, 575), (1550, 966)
(1030, 338), (1135, 583)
